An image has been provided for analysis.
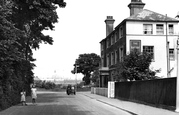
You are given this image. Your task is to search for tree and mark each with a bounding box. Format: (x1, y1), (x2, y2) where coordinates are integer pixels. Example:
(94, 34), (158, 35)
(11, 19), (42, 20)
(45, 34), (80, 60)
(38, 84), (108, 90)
(11, 0), (66, 53)
(91, 69), (100, 86)
(0, 0), (66, 110)
(120, 49), (159, 81)
(0, 1), (29, 109)
(72, 53), (101, 85)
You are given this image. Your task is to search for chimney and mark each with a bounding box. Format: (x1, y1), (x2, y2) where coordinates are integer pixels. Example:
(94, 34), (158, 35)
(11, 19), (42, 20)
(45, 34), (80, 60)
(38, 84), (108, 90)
(128, 0), (145, 16)
(105, 16), (115, 37)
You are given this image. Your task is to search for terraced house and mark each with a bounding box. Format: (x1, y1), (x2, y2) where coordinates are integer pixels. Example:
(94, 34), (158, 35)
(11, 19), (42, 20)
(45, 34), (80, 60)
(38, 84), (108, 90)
(99, 0), (179, 87)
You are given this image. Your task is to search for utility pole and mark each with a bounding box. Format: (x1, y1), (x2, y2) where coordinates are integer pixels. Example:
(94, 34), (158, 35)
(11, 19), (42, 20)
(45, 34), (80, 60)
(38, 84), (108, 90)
(75, 64), (79, 91)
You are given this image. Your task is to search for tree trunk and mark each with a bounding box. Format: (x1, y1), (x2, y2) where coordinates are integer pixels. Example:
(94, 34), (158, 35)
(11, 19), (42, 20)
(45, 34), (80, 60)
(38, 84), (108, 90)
(83, 73), (91, 85)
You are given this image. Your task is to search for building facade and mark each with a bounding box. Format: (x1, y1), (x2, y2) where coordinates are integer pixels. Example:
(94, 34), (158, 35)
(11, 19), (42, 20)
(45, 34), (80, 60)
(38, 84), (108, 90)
(99, 0), (179, 87)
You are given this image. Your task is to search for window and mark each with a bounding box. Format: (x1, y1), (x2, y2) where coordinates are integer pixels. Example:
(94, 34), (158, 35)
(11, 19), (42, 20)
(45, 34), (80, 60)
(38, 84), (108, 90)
(119, 27), (123, 38)
(143, 46), (154, 59)
(107, 54), (109, 67)
(115, 50), (118, 64)
(111, 35), (115, 45)
(108, 38), (111, 46)
(143, 24), (153, 35)
(111, 52), (114, 65)
(101, 55), (104, 67)
(115, 32), (118, 42)
(101, 42), (104, 51)
(169, 24), (174, 35)
(156, 24), (164, 35)
(119, 47), (124, 62)
(169, 48), (175, 60)
(107, 38), (111, 48)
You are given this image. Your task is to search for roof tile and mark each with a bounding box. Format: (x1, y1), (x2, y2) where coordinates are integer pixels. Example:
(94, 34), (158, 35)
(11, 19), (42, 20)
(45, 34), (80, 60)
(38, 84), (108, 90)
(126, 9), (179, 21)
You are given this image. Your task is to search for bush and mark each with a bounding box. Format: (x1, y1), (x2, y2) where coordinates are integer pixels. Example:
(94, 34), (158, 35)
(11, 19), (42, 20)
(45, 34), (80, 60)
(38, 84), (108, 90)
(36, 81), (56, 89)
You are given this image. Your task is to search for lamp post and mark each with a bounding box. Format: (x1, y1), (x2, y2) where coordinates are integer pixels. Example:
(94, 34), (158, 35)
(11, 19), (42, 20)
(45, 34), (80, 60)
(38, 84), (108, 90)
(75, 65), (79, 91)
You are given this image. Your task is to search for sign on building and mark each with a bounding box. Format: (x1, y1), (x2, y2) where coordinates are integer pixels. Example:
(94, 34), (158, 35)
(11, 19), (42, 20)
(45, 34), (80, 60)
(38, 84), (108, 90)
(130, 40), (141, 52)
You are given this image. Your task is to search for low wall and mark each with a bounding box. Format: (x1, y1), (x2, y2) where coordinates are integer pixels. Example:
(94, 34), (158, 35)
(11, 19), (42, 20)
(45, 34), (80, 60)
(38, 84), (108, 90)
(91, 87), (108, 97)
(115, 77), (176, 108)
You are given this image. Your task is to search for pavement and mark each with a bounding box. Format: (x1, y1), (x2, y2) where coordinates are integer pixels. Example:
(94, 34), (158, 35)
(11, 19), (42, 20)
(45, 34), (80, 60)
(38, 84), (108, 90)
(79, 91), (179, 115)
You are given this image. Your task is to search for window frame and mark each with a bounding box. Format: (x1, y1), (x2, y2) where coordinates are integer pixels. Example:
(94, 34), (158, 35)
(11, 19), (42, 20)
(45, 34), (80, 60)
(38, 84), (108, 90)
(107, 54), (110, 67)
(115, 50), (118, 64)
(169, 48), (175, 60)
(143, 24), (153, 35)
(143, 46), (154, 60)
(169, 24), (174, 35)
(119, 26), (123, 38)
(119, 47), (124, 62)
(156, 24), (164, 35)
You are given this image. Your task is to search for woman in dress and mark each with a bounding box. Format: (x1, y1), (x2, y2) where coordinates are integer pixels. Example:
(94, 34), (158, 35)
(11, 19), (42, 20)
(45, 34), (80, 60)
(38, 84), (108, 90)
(20, 89), (27, 106)
(31, 85), (37, 104)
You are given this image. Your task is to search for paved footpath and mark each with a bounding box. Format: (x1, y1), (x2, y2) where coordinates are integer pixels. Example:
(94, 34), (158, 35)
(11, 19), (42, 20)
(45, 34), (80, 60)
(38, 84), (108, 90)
(80, 92), (179, 115)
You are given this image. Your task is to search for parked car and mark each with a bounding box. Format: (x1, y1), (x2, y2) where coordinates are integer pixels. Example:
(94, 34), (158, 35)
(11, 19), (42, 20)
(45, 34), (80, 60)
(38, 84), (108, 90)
(66, 85), (76, 95)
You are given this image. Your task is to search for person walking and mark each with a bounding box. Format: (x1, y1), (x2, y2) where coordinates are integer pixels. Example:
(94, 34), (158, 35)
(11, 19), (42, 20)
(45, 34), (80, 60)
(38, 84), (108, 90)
(20, 89), (27, 106)
(31, 85), (37, 104)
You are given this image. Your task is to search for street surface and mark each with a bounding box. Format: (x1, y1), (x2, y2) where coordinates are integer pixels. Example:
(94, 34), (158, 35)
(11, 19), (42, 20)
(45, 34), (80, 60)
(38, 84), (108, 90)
(0, 91), (133, 115)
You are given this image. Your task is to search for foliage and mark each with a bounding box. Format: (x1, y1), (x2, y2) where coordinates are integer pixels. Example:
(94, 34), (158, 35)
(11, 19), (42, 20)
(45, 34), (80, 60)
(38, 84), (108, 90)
(120, 49), (159, 81)
(0, 1), (27, 110)
(0, 0), (66, 110)
(43, 81), (56, 89)
(35, 80), (56, 89)
(72, 53), (101, 85)
(91, 69), (100, 86)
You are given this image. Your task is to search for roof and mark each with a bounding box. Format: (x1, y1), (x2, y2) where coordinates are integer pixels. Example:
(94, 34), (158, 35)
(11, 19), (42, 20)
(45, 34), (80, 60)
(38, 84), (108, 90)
(126, 9), (179, 22)
(100, 9), (179, 43)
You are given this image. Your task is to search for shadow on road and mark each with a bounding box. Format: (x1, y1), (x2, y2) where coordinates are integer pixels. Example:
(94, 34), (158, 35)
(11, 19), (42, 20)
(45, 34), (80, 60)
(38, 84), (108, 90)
(0, 92), (93, 115)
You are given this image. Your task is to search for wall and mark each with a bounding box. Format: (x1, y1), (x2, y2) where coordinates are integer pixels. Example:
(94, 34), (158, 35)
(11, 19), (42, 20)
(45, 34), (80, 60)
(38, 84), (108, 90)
(115, 78), (176, 108)
(126, 21), (179, 77)
(91, 87), (108, 97)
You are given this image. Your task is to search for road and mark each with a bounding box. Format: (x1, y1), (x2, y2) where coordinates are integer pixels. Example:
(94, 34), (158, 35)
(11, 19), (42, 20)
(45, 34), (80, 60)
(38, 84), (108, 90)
(0, 91), (133, 115)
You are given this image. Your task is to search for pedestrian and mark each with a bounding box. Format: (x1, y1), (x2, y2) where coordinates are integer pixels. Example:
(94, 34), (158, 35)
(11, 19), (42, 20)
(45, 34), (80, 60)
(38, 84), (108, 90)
(31, 85), (37, 104)
(20, 89), (27, 106)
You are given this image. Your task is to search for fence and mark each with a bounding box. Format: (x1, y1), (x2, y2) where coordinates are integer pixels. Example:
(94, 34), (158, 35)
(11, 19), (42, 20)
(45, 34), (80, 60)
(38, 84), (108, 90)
(115, 77), (176, 108)
(91, 87), (108, 97)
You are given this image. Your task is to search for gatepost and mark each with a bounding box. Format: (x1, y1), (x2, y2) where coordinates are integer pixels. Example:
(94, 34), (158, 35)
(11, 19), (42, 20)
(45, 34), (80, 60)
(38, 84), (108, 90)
(108, 81), (115, 98)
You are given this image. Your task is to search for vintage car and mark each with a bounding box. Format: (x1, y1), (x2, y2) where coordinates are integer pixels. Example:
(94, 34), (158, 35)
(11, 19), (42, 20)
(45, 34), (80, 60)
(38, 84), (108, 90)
(66, 85), (76, 95)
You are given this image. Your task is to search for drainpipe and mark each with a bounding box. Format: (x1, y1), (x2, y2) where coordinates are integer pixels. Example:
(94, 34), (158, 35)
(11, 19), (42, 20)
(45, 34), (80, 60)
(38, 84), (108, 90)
(166, 14), (170, 78)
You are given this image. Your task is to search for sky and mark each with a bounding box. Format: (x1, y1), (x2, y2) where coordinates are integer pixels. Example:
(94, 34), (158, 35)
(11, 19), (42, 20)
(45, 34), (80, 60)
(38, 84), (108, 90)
(32, 0), (179, 80)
